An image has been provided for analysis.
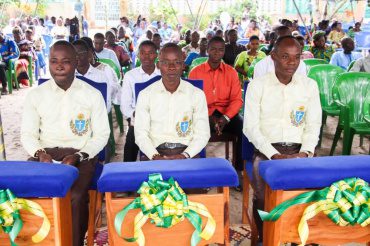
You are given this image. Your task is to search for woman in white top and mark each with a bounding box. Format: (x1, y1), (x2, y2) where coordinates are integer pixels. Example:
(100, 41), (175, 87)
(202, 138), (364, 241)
(51, 18), (68, 41)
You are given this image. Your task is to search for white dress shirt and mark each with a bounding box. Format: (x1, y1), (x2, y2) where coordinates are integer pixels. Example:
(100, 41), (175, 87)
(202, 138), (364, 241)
(76, 65), (113, 112)
(253, 55), (307, 79)
(135, 79), (210, 159)
(96, 48), (121, 69)
(243, 72), (322, 159)
(120, 66), (161, 119)
(95, 63), (122, 105)
(21, 78), (110, 158)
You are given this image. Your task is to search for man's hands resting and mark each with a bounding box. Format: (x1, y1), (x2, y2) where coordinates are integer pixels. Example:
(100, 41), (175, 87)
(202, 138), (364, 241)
(38, 152), (80, 165)
(152, 154), (187, 160)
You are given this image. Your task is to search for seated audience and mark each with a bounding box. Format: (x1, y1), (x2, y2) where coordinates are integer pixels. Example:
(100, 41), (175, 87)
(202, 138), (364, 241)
(0, 30), (19, 95)
(93, 33), (121, 69)
(309, 31), (335, 62)
(350, 50), (370, 72)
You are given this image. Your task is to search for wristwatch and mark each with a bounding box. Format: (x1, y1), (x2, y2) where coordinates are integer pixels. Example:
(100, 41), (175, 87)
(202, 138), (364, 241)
(75, 152), (89, 162)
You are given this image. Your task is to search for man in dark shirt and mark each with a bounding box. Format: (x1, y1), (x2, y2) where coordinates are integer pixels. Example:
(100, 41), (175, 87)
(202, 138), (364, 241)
(223, 29), (246, 66)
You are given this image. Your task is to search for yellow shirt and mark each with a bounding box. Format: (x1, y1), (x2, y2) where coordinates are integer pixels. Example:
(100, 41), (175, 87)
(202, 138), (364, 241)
(134, 79), (210, 159)
(243, 72), (322, 159)
(21, 78), (110, 158)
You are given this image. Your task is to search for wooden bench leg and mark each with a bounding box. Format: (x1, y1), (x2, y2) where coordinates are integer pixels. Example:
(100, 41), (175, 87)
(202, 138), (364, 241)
(263, 186), (283, 246)
(54, 192), (73, 246)
(223, 187), (230, 246)
(242, 168), (250, 225)
(87, 190), (97, 246)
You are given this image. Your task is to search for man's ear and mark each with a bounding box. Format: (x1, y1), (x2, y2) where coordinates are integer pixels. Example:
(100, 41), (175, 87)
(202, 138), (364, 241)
(270, 50), (277, 61)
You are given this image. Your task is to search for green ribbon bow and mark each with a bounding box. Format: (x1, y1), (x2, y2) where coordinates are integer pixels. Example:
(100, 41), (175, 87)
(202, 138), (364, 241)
(114, 173), (216, 246)
(258, 177), (370, 245)
(0, 189), (50, 246)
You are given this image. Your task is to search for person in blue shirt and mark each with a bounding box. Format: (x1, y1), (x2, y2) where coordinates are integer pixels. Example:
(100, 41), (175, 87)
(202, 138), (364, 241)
(0, 31), (20, 94)
(184, 37), (208, 71)
(330, 37), (362, 70)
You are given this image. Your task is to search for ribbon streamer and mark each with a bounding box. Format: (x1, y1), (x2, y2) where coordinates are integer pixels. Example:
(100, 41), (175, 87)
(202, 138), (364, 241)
(0, 189), (51, 246)
(114, 173), (216, 246)
(258, 177), (370, 246)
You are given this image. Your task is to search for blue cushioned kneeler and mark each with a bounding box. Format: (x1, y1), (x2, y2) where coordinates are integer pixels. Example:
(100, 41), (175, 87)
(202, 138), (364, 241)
(259, 155), (370, 190)
(98, 158), (239, 192)
(0, 161), (78, 198)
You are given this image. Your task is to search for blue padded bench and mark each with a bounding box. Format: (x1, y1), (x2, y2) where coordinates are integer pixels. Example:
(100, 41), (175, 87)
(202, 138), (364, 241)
(0, 161), (78, 245)
(258, 155), (370, 245)
(98, 158), (238, 245)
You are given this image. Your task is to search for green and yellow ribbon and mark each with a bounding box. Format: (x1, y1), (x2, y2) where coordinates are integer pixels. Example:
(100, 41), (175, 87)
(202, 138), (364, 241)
(114, 173), (216, 246)
(258, 177), (370, 246)
(0, 189), (50, 246)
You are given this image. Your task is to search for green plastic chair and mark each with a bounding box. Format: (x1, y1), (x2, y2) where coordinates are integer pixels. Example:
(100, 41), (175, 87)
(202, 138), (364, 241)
(303, 58), (328, 73)
(347, 60), (356, 72)
(5, 59), (18, 94)
(307, 64), (345, 147)
(303, 45), (310, 51)
(27, 56), (34, 87)
(99, 58), (122, 81)
(246, 57), (263, 79)
(189, 57), (208, 72)
(330, 72), (370, 155)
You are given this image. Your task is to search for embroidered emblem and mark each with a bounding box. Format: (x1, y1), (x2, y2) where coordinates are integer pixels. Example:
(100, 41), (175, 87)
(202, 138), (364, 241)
(176, 116), (192, 137)
(290, 106), (306, 127)
(70, 113), (89, 136)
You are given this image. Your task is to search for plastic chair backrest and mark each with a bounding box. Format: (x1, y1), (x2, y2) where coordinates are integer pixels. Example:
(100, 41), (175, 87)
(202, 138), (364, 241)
(242, 81), (254, 161)
(303, 58), (329, 73)
(246, 57), (263, 79)
(354, 32), (370, 50)
(38, 77), (107, 106)
(347, 60), (356, 72)
(99, 58), (122, 80)
(189, 57), (208, 72)
(333, 72), (370, 124)
(134, 76), (203, 103)
(237, 38), (249, 46)
(42, 34), (53, 56)
(307, 64), (345, 108)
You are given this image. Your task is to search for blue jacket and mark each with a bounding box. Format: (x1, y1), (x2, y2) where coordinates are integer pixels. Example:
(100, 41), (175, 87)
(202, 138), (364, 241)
(0, 38), (20, 63)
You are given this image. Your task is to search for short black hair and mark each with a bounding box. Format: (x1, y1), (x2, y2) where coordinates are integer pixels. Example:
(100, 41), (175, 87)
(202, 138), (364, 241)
(208, 36), (225, 48)
(273, 35), (300, 52)
(227, 29), (237, 35)
(139, 40), (157, 51)
(51, 40), (76, 55)
(295, 35), (305, 42)
(72, 39), (89, 51)
(273, 25), (290, 34)
(153, 33), (161, 39)
(249, 35), (259, 42)
(159, 42), (182, 56)
(94, 33), (105, 40)
(105, 30), (115, 37)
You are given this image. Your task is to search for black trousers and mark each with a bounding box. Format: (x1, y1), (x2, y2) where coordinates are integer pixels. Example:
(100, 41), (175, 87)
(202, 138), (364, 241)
(123, 125), (139, 162)
(0, 64), (8, 90)
(29, 147), (96, 246)
(211, 110), (243, 171)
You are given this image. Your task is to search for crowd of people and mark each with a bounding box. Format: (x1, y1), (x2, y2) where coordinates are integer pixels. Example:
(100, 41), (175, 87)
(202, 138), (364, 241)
(0, 12), (369, 246)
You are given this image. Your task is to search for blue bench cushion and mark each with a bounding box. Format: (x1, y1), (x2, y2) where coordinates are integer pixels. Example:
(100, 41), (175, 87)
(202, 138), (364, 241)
(98, 158), (239, 192)
(90, 163), (104, 190)
(259, 155), (370, 190)
(0, 161), (78, 198)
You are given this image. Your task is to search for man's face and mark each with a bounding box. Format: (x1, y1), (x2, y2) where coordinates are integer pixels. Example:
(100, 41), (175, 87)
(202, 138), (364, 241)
(158, 48), (183, 82)
(26, 32), (33, 41)
(118, 28), (125, 38)
(207, 41), (225, 63)
(93, 37), (105, 52)
(199, 39), (208, 52)
(271, 39), (301, 77)
(228, 30), (238, 43)
(152, 36), (161, 48)
(191, 32), (200, 43)
(49, 45), (77, 86)
(74, 44), (90, 70)
(139, 45), (157, 67)
(13, 32), (22, 42)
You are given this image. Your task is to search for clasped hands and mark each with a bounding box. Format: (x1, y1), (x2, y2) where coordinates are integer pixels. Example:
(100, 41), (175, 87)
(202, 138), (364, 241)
(209, 115), (228, 136)
(38, 152), (80, 165)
